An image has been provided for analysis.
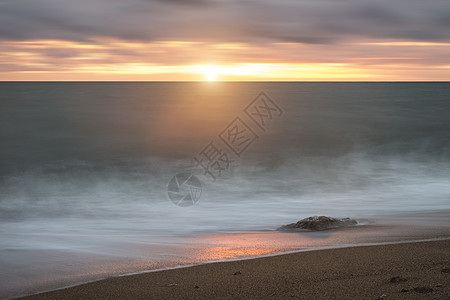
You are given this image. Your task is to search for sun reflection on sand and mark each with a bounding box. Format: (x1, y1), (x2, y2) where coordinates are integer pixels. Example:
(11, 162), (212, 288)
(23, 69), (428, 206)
(192, 246), (282, 261)
(183, 232), (317, 262)
(177, 226), (413, 263)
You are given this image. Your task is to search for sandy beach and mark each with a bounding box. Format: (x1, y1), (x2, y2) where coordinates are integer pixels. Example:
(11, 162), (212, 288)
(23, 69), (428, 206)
(18, 239), (449, 299)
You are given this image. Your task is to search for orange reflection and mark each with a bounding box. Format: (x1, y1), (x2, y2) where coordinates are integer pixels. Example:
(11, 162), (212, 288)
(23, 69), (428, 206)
(193, 246), (281, 261)
(184, 232), (310, 262)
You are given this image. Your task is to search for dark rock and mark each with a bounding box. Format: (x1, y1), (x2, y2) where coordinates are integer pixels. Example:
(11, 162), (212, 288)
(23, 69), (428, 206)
(194, 285), (199, 289)
(390, 276), (407, 283)
(441, 268), (450, 273)
(234, 271), (241, 275)
(436, 283), (442, 287)
(278, 216), (358, 231)
(401, 288), (408, 293)
(413, 287), (433, 293)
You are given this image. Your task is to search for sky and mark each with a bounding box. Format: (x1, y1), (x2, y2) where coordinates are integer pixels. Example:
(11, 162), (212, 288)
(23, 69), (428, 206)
(0, 0), (449, 81)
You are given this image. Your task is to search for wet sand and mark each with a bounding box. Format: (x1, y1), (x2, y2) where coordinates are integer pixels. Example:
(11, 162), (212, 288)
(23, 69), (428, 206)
(19, 239), (449, 299)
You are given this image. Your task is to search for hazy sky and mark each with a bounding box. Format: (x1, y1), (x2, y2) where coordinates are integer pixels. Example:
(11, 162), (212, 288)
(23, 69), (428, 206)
(1, 0), (449, 80)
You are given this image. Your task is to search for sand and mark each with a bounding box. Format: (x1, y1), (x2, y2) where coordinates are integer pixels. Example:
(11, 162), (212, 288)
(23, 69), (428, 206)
(19, 239), (450, 300)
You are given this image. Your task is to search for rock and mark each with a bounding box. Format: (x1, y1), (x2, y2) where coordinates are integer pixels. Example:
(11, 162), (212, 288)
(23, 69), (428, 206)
(390, 276), (407, 283)
(234, 271), (241, 275)
(278, 216), (357, 231)
(413, 287), (433, 293)
(194, 285), (199, 289)
(436, 283), (442, 287)
(441, 268), (450, 273)
(401, 288), (408, 293)
(166, 283), (177, 287)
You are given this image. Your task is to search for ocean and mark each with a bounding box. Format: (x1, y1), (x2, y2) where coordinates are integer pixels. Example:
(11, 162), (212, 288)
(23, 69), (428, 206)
(0, 82), (449, 297)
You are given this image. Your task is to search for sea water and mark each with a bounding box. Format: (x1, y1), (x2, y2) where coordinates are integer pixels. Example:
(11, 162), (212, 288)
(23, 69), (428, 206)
(0, 82), (449, 297)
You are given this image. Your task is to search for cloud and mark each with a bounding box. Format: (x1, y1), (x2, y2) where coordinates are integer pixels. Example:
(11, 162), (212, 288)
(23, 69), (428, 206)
(147, 0), (214, 6)
(0, 0), (449, 44)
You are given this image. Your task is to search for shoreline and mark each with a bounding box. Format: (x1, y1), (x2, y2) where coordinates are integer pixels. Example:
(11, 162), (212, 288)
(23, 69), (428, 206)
(18, 239), (450, 299)
(4, 210), (450, 299)
(18, 237), (450, 298)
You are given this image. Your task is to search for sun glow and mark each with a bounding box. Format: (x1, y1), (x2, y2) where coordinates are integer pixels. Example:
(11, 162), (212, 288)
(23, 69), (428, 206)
(200, 65), (220, 81)
(1, 38), (449, 81)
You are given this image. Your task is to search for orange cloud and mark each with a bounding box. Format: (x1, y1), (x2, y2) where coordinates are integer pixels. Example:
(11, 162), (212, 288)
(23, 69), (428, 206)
(1, 39), (449, 81)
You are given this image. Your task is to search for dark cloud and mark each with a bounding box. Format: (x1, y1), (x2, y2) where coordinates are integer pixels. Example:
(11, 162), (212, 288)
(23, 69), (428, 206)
(0, 0), (449, 43)
(278, 35), (336, 45)
(147, 0), (214, 6)
(435, 12), (450, 27)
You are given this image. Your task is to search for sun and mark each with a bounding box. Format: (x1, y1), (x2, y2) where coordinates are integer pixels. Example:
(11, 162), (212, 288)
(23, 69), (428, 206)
(201, 65), (219, 81)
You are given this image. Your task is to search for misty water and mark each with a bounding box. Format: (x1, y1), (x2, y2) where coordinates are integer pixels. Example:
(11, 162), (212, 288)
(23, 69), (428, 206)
(0, 82), (449, 297)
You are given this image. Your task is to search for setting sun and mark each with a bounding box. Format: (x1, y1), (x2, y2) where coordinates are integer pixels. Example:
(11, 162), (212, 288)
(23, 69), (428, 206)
(201, 65), (220, 81)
